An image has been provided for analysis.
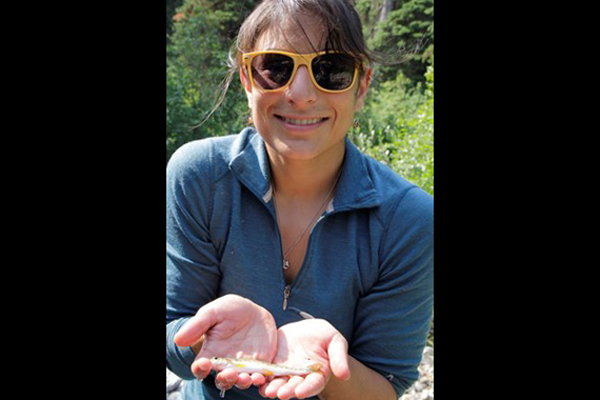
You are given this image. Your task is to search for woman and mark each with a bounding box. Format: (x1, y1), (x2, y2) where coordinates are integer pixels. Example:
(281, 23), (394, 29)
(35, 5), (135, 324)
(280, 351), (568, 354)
(166, 1), (433, 399)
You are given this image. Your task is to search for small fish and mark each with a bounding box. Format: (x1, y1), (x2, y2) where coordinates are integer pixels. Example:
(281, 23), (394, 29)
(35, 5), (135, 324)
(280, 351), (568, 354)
(210, 357), (322, 377)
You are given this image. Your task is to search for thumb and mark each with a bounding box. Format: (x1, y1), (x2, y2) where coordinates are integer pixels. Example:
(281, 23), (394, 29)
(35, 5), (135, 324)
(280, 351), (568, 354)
(174, 307), (217, 347)
(327, 333), (350, 381)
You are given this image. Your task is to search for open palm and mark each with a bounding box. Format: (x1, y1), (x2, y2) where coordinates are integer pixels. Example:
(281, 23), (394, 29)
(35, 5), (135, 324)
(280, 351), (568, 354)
(174, 295), (278, 385)
(258, 319), (351, 400)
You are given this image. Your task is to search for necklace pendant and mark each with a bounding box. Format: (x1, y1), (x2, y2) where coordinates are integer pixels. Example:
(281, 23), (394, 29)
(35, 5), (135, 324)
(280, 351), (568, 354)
(283, 259), (290, 270)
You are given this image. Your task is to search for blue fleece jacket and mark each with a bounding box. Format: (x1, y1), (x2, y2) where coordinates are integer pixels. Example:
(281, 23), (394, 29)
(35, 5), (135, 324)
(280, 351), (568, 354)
(166, 128), (433, 399)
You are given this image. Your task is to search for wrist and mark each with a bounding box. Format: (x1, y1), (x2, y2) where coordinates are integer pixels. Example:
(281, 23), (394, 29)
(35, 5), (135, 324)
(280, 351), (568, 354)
(319, 356), (396, 400)
(319, 355), (355, 400)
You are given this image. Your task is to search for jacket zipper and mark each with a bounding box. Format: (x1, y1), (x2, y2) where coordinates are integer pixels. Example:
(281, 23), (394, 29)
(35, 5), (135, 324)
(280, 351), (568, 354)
(275, 212), (292, 311)
(271, 193), (333, 311)
(279, 210), (333, 311)
(268, 194), (291, 311)
(283, 285), (291, 310)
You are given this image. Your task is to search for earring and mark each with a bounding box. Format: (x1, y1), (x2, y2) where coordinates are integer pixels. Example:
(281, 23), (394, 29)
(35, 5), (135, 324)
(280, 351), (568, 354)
(352, 118), (359, 129)
(247, 115), (254, 126)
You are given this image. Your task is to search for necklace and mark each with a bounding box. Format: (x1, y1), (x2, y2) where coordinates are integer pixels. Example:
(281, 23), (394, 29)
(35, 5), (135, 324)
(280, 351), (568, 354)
(273, 168), (342, 272)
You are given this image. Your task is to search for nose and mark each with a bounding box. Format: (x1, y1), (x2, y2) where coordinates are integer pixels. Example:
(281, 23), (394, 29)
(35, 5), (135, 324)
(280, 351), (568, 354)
(285, 65), (318, 106)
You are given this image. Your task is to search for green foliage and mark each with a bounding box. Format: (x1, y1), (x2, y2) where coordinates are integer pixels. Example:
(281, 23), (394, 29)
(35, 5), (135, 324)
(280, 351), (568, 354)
(166, 0), (249, 162)
(348, 65), (433, 195)
(356, 0), (433, 85)
(167, 0), (185, 40)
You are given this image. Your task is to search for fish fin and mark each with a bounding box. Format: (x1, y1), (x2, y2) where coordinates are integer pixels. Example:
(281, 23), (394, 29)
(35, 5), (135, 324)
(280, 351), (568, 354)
(233, 363), (246, 368)
(261, 369), (274, 376)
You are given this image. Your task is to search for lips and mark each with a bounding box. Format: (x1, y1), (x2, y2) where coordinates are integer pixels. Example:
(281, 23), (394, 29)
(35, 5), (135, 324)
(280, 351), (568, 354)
(275, 114), (328, 125)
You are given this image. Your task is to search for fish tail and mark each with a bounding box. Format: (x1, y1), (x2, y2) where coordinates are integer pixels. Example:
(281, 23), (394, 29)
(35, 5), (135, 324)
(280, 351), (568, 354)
(308, 362), (322, 373)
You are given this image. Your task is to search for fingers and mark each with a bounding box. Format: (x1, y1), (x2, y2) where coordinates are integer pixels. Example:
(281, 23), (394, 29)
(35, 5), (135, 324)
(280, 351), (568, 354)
(328, 333), (351, 381)
(293, 373), (326, 399)
(276, 376), (304, 399)
(234, 373), (253, 390)
(260, 374), (325, 400)
(191, 357), (212, 381)
(259, 377), (287, 398)
(250, 372), (267, 386)
(192, 364), (266, 393)
(215, 368), (253, 392)
(174, 307), (217, 347)
(193, 368), (326, 399)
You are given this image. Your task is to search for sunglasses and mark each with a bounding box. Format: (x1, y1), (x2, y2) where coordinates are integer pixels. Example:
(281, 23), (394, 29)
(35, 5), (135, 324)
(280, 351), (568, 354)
(242, 50), (360, 93)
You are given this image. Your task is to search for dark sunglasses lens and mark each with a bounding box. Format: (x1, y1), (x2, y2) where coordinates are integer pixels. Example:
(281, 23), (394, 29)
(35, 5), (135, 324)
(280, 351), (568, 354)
(251, 53), (294, 90)
(312, 54), (356, 90)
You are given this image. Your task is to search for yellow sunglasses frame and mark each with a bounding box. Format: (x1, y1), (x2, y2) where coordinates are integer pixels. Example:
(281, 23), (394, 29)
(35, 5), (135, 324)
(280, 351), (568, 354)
(242, 50), (360, 93)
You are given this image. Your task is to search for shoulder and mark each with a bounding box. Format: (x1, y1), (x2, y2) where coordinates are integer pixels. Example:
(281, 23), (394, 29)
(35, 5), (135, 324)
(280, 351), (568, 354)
(166, 128), (257, 182)
(359, 152), (433, 225)
(166, 134), (234, 178)
(360, 155), (433, 285)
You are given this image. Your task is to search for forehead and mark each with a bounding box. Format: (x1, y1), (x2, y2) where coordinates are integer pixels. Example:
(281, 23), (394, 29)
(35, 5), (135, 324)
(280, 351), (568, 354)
(254, 13), (326, 53)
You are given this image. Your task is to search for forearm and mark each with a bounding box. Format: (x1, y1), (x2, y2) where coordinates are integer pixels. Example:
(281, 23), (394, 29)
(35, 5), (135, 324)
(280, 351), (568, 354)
(166, 318), (198, 380)
(319, 356), (396, 400)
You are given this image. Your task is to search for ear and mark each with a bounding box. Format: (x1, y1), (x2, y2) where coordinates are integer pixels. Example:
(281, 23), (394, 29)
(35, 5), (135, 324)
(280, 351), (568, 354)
(240, 67), (252, 93)
(239, 67), (254, 109)
(354, 67), (373, 113)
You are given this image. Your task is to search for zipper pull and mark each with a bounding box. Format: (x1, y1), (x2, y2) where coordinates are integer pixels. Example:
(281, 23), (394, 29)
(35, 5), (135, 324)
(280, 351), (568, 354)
(283, 285), (291, 310)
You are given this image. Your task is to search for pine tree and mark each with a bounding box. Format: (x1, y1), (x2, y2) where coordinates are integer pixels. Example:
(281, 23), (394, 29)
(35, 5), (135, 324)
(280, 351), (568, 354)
(356, 0), (433, 85)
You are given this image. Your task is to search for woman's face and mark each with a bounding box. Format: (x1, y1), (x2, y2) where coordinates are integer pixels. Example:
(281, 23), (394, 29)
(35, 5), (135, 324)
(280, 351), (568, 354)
(240, 15), (372, 164)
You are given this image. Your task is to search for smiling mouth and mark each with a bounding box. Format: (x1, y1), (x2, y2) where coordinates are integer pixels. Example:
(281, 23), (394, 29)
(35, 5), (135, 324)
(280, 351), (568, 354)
(275, 115), (328, 125)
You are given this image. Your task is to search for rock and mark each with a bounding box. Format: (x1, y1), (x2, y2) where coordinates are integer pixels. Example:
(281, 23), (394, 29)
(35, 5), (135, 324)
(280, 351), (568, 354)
(167, 368), (183, 399)
(167, 392), (181, 400)
(400, 346), (434, 400)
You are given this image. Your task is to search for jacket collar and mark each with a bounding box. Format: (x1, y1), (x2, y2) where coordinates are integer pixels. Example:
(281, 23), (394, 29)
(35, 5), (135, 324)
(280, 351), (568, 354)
(229, 128), (381, 212)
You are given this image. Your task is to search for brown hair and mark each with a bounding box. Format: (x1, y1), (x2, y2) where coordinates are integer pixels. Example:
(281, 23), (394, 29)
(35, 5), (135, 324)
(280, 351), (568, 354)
(234, 0), (374, 67)
(195, 0), (374, 129)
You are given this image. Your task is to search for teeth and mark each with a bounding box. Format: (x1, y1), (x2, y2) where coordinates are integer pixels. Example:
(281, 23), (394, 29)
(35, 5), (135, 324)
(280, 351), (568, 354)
(281, 117), (324, 125)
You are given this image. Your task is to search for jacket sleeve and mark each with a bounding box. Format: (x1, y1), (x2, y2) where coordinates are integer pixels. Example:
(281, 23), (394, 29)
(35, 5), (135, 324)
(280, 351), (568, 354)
(350, 186), (433, 397)
(166, 140), (222, 380)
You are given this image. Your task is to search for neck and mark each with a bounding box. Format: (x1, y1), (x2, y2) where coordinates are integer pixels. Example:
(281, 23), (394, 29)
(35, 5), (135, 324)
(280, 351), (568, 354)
(267, 145), (345, 201)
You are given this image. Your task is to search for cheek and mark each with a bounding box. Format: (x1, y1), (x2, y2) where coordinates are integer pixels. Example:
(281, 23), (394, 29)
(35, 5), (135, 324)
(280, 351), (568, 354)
(335, 97), (358, 124)
(353, 96), (365, 113)
(249, 93), (277, 129)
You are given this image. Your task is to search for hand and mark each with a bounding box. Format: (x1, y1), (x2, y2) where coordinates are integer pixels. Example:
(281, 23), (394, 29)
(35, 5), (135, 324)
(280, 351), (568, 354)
(174, 295), (278, 391)
(258, 319), (351, 400)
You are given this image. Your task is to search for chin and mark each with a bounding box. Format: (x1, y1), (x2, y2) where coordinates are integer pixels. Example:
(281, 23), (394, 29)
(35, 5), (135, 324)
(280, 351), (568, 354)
(276, 137), (345, 163)
(276, 143), (322, 161)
